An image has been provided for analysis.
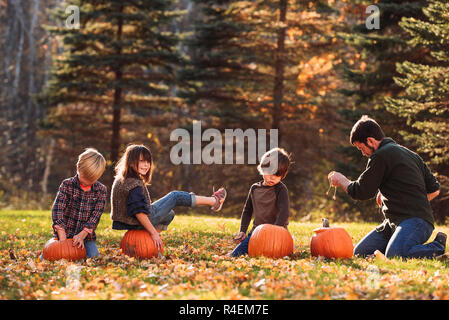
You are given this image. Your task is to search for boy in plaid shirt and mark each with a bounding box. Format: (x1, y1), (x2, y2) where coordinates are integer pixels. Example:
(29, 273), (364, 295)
(48, 148), (107, 258)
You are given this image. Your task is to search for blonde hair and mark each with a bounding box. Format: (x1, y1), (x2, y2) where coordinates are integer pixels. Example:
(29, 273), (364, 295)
(77, 148), (106, 183)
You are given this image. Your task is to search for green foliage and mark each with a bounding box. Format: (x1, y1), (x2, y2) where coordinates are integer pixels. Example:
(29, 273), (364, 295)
(384, 0), (449, 221)
(39, 0), (185, 182)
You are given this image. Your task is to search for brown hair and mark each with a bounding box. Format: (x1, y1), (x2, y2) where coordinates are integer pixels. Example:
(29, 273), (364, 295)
(76, 148), (106, 182)
(114, 144), (154, 185)
(257, 147), (291, 179)
(350, 115), (385, 145)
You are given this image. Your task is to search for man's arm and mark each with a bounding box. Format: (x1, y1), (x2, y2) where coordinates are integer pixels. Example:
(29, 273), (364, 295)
(330, 154), (386, 200)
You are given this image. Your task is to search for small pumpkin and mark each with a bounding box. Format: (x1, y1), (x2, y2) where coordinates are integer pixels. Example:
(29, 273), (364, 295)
(248, 224), (294, 258)
(310, 218), (353, 259)
(42, 238), (86, 261)
(120, 229), (162, 259)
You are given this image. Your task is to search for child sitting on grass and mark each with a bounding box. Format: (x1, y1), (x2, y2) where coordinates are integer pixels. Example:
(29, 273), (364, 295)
(47, 148), (107, 258)
(230, 147), (292, 257)
(110, 144), (227, 252)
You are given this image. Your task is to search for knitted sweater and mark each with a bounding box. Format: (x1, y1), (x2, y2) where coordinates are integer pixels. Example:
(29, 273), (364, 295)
(110, 177), (151, 226)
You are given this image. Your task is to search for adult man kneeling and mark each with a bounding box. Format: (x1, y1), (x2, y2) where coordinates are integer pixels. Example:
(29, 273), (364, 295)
(329, 115), (445, 259)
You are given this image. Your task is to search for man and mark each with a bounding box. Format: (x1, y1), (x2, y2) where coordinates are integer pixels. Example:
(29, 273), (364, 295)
(329, 115), (446, 259)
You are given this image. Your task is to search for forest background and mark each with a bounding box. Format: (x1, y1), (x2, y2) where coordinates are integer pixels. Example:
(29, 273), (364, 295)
(1, 0), (448, 223)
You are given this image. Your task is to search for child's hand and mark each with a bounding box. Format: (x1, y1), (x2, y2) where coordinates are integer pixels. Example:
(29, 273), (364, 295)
(151, 232), (163, 252)
(72, 231), (87, 249)
(233, 232), (246, 243)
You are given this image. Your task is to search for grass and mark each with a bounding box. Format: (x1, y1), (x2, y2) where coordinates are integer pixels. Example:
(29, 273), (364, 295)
(0, 210), (449, 300)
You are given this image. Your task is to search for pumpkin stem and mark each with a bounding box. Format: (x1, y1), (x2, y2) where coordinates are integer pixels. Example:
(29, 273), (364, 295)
(322, 218), (330, 228)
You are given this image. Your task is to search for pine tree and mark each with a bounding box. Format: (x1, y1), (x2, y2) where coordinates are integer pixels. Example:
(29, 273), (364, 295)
(385, 0), (449, 220)
(178, 0), (349, 219)
(40, 0), (184, 183)
(332, 0), (430, 220)
(180, 0), (338, 132)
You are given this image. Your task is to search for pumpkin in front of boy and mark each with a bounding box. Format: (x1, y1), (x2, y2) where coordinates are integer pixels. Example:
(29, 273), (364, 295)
(120, 229), (162, 259)
(310, 218), (353, 259)
(248, 224), (294, 258)
(42, 238), (86, 261)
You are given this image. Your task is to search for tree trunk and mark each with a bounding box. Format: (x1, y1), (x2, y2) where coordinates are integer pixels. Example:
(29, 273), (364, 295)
(110, 4), (124, 176)
(272, 0), (288, 143)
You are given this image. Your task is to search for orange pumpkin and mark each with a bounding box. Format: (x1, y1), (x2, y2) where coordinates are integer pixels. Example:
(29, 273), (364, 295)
(248, 224), (294, 258)
(120, 229), (162, 259)
(310, 218), (353, 259)
(42, 238), (86, 261)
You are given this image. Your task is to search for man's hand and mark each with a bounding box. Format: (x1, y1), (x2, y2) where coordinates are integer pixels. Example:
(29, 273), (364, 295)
(329, 171), (351, 193)
(72, 230), (88, 249)
(376, 191), (382, 207)
(428, 189), (440, 201)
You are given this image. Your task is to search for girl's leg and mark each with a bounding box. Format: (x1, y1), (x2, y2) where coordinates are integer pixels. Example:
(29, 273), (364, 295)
(150, 188), (227, 228)
(196, 187), (227, 211)
(84, 240), (100, 258)
(150, 191), (195, 228)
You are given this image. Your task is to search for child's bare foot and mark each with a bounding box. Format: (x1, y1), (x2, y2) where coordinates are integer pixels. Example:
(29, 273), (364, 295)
(211, 187), (227, 212)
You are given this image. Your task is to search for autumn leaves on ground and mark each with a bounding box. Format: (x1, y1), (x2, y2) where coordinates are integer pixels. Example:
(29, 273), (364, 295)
(1, 210), (449, 300)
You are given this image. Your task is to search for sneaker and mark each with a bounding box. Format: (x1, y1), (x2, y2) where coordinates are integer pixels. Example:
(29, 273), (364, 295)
(211, 186), (227, 212)
(434, 232), (447, 249)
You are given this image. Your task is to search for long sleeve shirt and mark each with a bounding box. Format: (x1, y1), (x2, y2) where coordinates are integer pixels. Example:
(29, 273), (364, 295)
(51, 174), (107, 241)
(347, 138), (440, 228)
(239, 181), (290, 234)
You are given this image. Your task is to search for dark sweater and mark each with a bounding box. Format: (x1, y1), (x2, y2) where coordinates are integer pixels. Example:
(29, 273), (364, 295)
(110, 177), (151, 230)
(239, 181), (290, 234)
(347, 138), (440, 229)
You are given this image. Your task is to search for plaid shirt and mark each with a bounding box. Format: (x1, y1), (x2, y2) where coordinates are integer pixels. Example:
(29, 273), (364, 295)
(51, 175), (107, 241)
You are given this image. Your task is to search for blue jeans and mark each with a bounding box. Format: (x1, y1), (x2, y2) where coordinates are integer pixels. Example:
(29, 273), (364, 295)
(40, 239), (99, 261)
(231, 232), (252, 257)
(149, 191), (196, 229)
(84, 240), (99, 257)
(354, 217), (445, 259)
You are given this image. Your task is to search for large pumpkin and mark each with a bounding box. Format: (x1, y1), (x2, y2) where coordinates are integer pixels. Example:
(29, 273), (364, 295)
(42, 238), (86, 261)
(248, 224), (294, 258)
(310, 218), (353, 259)
(120, 229), (162, 259)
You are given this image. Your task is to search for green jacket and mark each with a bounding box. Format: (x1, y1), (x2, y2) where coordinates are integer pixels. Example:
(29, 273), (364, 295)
(347, 138), (440, 230)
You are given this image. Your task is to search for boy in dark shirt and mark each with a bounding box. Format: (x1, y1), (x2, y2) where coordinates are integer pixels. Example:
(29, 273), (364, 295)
(230, 147), (291, 257)
(329, 116), (445, 259)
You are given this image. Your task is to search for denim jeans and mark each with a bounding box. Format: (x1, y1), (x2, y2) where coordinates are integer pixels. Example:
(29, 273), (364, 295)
(149, 191), (196, 229)
(84, 240), (99, 258)
(40, 239), (99, 261)
(231, 232), (252, 257)
(354, 217), (445, 259)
